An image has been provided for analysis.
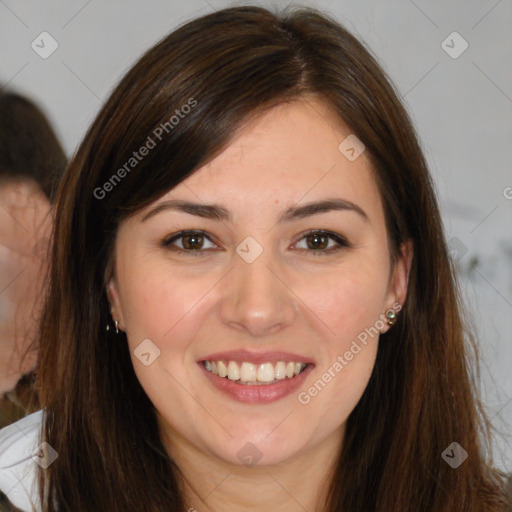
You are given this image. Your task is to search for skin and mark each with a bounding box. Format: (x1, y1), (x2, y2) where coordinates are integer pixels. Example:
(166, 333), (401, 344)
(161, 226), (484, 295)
(107, 96), (413, 511)
(0, 179), (51, 393)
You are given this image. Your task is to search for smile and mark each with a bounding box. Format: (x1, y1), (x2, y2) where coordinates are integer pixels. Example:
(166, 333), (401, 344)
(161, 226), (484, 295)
(203, 360), (308, 385)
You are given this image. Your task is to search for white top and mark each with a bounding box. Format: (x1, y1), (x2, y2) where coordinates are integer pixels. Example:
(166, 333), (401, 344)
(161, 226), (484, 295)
(0, 410), (43, 511)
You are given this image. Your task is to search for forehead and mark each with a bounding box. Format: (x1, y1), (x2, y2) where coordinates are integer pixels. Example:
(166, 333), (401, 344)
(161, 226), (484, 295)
(140, 97), (383, 223)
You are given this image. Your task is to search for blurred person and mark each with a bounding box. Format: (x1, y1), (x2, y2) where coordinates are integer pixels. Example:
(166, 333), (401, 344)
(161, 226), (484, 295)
(0, 92), (67, 428)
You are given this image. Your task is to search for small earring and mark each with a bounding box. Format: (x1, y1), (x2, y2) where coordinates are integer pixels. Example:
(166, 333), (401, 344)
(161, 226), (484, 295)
(386, 309), (397, 326)
(106, 319), (120, 334)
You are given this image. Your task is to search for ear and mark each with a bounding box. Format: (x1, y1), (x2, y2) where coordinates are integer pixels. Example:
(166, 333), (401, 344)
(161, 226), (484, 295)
(382, 239), (413, 331)
(105, 261), (126, 331)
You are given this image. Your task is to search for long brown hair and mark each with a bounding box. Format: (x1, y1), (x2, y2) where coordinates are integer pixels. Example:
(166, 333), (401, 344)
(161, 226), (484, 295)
(36, 5), (509, 511)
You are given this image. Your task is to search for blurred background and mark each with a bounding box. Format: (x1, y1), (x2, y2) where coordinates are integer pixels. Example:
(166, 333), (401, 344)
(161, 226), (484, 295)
(0, 0), (510, 470)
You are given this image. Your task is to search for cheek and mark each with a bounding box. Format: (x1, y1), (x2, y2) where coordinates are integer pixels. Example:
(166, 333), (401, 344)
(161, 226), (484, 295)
(118, 255), (204, 342)
(294, 267), (385, 418)
(301, 287), (380, 430)
(304, 265), (389, 341)
(118, 266), (203, 407)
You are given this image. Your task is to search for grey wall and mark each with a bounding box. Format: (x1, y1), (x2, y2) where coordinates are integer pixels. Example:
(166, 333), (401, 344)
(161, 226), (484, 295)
(1, 0), (511, 471)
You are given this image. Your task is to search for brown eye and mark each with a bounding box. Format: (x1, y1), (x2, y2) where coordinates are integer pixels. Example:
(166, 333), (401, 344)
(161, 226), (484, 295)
(162, 230), (216, 253)
(182, 233), (204, 250)
(305, 233), (329, 250)
(295, 230), (350, 255)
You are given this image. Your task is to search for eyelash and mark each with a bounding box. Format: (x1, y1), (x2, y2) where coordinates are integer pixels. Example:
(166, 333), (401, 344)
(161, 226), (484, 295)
(161, 229), (350, 256)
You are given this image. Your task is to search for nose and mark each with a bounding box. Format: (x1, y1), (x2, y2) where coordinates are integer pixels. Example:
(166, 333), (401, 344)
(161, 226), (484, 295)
(219, 250), (299, 337)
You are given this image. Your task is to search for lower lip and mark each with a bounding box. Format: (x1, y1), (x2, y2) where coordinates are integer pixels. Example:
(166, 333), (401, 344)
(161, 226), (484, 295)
(198, 362), (314, 404)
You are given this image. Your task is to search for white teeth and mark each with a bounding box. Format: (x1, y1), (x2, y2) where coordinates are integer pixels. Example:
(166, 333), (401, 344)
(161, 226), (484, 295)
(240, 362), (257, 381)
(218, 361), (228, 378)
(203, 360), (308, 384)
(227, 361), (240, 381)
(257, 363), (275, 382)
(274, 361), (287, 380)
(286, 362), (294, 378)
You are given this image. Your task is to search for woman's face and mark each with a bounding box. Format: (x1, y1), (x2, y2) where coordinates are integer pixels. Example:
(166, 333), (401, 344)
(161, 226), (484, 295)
(107, 97), (411, 467)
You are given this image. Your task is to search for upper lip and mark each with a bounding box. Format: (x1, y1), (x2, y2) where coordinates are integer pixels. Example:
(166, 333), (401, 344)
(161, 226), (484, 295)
(198, 349), (315, 366)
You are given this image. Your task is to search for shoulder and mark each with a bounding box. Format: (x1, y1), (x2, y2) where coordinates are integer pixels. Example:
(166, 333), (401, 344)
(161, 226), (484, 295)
(0, 410), (43, 512)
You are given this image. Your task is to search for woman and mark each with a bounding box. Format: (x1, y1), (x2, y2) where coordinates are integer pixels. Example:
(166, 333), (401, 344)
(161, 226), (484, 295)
(0, 5), (509, 511)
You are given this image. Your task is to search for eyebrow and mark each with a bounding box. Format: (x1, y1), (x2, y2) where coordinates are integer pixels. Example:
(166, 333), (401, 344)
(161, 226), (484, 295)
(141, 198), (369, 224)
